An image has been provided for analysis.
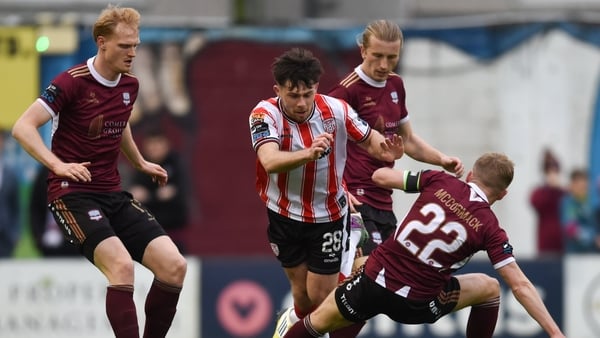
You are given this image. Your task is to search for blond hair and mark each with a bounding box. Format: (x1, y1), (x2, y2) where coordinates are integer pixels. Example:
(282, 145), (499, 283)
(92, 4), (140, 41)
(472, 152), (515, 194)
(358, 19), (403, 49)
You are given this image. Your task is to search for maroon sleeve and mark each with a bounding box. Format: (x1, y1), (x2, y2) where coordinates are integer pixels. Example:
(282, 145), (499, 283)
(39, 70), (77, 115)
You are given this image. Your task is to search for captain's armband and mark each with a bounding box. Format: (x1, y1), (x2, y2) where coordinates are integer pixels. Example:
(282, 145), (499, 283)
(402, 170), (423, 192)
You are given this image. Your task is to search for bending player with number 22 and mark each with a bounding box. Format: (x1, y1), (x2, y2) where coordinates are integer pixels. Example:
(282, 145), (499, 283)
(283, 152), (565, 338)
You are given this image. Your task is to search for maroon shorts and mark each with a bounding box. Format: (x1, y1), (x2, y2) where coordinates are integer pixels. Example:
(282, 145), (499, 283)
(49, 191), (167, 263)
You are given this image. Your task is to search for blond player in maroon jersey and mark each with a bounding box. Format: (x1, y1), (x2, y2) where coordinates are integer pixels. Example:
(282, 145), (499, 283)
(12, 5), (186, 338)
(328, 19), (465, 337)
(283, 152), (565, 338)
(329, 19), (464, 274)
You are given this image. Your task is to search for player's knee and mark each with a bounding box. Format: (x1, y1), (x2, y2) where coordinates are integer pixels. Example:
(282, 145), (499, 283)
(169, 255), (187, 284)
(156, 254), (187, 285)
(479, 274), (500, 299)
(291, 287), (311, 309)
(106, 257), (136, 284)
(312, 289), (330, 306)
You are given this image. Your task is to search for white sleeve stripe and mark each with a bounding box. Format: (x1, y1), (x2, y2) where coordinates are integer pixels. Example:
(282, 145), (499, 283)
(493, 257), (516, 270)
(36, 98), (56, 118)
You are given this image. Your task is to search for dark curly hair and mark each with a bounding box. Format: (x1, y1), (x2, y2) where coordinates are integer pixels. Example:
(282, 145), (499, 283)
(272, 48), (323, 90)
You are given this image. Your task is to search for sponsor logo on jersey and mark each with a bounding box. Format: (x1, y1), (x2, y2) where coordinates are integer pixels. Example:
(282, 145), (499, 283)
(251, 122), (268, 134)
(361, 96), (376, 109)
(251, 112), (271, 142)
(86, 91), (99, 104)
(250, 112), (265, 123)
(253, 131), (270, 142)
(41, 83), (61, 103)
(318, 147), (331, 159)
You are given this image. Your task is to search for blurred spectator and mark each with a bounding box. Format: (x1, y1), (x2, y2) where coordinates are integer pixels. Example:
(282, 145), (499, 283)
(0, 129), (20, 257)
(30, 166), (80, 257)
(529, 149), (566, 256)
(561, 168), (599, 253)
(128, 129), (189, 253)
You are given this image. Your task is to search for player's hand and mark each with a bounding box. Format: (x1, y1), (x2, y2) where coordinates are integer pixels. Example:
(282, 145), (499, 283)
(139, 160), (169, 186)
(309, 133), (333, 160)
(441, 156), (464, 177)
(348, 191), (362, 213)
(53, 161), (92, 182)
(380, 134), (404, 162)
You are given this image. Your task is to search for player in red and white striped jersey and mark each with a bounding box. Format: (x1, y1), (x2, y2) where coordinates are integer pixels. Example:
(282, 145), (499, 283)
(249, 48), (404, 338)
(283, 153), (565, 338)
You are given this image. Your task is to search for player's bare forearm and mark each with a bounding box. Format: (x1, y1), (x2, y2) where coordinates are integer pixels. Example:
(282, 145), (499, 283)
(120, 123), (145, 170)
(12, 101), (62, 171)
(257, 134), (332, 173)
(372, 167), (406, 190)
(403, 134), (463, 176)
(499, 263), (565, 337)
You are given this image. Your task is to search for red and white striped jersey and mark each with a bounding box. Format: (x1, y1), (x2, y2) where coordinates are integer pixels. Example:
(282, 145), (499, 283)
(250, 94), (371, 223)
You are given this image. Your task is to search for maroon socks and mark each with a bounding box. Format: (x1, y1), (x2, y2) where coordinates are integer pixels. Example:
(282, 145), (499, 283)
(285, 316), (322, 338)
(142, 279), (182, 338)
(106, 285), (139, 338)
(330, 321), (366, 337)
(466, 296), (500, 338)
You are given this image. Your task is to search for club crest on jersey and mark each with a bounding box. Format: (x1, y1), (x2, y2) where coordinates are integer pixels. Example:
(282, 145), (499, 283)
(323, 118), (336, 133)
(390, 91), (398, 104)
(122, 92), (131, 106)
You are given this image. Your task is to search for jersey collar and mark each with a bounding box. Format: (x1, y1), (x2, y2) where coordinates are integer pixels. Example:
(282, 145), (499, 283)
(355, 66), (386, 88)
(87, 57), (121, 88)
(468, 182), (489, 204)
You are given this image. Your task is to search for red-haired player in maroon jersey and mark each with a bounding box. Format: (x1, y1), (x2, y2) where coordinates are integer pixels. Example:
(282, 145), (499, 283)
(12, 5), (186, 338)
(283, 152), (565, 338)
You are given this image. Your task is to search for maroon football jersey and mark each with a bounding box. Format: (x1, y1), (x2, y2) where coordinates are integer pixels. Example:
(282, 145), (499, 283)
(328, 67), (409, 211)
(365, 170), (515, 300)
(38, 57), (139, 202)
